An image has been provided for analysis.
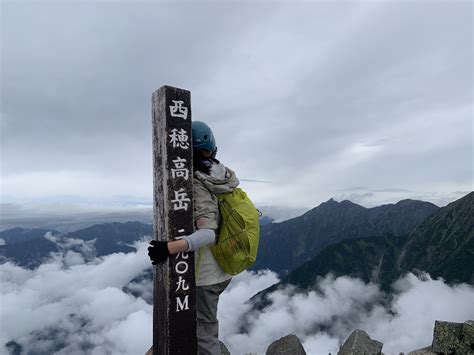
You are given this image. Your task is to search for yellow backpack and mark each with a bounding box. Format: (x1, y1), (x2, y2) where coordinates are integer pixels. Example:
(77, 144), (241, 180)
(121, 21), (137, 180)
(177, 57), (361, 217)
(211, 188), (260, 275)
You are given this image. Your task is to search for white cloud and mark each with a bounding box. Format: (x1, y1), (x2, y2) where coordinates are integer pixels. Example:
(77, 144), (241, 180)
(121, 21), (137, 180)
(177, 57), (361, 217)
(44, 232), (97, 263)
(220, 273), (474, 355)
(0, 241), (152, 354)
(1, 242), (473, 355)
(218, 270), (280, 339)
(62, 250), (85, 266)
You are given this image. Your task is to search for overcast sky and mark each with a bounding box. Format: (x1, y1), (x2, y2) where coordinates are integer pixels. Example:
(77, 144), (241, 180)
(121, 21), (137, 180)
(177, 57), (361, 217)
(1, 1), (472, 223)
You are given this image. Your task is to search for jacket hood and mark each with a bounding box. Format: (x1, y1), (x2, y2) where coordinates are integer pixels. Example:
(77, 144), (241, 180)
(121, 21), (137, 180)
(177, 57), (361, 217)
(194, 163), (239, 195)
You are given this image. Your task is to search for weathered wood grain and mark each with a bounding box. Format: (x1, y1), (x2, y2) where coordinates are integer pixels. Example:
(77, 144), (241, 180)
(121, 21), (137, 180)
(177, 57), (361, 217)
(152, 85), (196, 355)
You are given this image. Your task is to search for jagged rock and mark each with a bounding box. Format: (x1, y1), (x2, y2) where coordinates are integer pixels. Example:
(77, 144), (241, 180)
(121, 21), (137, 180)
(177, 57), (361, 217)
(463, 321), (474, 348)
(338, 329), (383, 355)
(432, 320), (474, 354)
(407, 346), (437, 355)
(220, 340), (231, 355)
(265, 334), (306, 355)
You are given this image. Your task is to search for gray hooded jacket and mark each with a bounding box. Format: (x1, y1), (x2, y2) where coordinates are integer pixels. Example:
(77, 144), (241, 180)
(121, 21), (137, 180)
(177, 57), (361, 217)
(192, 162), (239, 286)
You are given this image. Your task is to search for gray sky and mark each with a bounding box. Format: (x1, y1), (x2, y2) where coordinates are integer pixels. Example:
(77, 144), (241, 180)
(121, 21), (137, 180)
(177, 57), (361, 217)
(1, 1), (472, 221)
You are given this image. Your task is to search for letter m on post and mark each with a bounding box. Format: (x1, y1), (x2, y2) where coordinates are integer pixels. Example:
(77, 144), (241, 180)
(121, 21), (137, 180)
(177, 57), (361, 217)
(152, 86), (196, 355)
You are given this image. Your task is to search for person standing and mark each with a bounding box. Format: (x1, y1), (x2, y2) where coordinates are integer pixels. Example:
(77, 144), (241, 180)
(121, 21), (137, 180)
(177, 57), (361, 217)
(148, 121), (238, 355)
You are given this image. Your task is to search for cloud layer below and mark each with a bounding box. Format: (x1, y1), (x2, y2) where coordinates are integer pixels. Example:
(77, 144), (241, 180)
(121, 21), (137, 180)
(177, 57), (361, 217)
(221, 273), (474, 354)
(1, 238), (473, 354)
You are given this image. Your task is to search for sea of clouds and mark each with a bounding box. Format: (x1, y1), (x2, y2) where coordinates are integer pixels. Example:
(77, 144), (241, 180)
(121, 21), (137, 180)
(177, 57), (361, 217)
(1, 238), (473, 355)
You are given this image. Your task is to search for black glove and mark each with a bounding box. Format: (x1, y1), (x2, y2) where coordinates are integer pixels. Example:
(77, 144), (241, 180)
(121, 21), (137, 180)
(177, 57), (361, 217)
(148, 240), (170, 265)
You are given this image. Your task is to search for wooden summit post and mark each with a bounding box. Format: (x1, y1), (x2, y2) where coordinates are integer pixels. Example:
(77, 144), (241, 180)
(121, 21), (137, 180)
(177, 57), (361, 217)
(151, 86), (197, 354)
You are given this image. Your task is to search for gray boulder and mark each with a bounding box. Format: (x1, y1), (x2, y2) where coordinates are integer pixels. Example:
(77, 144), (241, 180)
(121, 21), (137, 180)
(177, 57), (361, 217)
(265, 334), (306, 355)
(219, 340), (231, 355)
(338, 329), (383, 355)
(463, 321), (474, 348)
(407, 346), (437, 355)
(432, 320), (474, 354)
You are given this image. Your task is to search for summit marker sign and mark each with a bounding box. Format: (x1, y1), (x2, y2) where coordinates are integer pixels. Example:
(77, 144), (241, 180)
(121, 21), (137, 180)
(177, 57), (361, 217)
(151, 85), (197, 355)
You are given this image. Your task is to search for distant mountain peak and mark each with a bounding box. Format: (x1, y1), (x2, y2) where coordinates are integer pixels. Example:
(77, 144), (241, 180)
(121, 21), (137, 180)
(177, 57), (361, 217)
(253, 194), (442, 276)
(320, 197), (344, 206)
(395, 199), (438, 207)
(320, 197), (337, 205)
(318, 198), (362, 210)
(396, 198), (417, 204)
(302, 198), (366, 217)
(3, 227), (31, 233)
(339, 199), (360, 206)
(321, 197), (362, 205)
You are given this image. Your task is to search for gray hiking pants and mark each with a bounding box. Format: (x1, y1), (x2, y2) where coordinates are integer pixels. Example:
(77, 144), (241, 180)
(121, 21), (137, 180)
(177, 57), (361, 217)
(196, 279), (231, 355)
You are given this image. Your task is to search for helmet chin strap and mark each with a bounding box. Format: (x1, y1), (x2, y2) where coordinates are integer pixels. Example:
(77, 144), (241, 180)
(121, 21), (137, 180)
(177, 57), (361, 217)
(210, 147), (218, 159)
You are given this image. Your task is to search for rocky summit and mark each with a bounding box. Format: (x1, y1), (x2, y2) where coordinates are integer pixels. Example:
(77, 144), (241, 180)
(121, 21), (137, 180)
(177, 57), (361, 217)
(337, 329), (383, 355)
(265, 334), (306, 355)
(432, 320), (474, 354)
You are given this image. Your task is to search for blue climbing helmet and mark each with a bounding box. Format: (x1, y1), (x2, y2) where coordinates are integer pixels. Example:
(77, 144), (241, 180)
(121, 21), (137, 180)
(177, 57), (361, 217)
(192, 121), (217, 153)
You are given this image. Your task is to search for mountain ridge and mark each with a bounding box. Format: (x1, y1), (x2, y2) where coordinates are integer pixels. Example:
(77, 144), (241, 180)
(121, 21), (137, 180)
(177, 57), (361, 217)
(251, 197), (439, 276)
(249, 192), (473, 310)
(0, 221), (152, 268)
